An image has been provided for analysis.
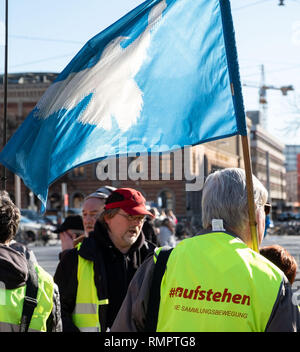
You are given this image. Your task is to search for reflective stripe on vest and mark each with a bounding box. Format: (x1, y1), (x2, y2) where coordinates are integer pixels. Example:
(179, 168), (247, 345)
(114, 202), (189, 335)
(0, 264), (54, 332)
(156, 232), (284, 332)
(72, 244), (109, 332)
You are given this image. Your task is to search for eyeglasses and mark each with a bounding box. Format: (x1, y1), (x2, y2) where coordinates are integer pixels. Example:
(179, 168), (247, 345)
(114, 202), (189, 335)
(118, 212), (145, 223)
(264, 203), (271, 215)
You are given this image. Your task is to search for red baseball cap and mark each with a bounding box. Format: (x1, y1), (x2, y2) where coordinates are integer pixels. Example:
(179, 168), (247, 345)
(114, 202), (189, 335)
(105, 188), (154, 217)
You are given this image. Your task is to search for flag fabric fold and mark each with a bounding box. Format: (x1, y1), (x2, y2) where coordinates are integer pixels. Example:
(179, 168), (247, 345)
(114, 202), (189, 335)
(0, 0), (246, 210)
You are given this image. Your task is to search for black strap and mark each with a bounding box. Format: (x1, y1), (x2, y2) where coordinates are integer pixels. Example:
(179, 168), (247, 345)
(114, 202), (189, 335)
(19, 259), (38, 332)
(144, 247), (173, 332)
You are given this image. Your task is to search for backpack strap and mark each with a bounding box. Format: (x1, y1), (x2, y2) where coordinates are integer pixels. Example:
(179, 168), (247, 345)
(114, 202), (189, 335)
(19, 259), (38, 332)
(144, 247), (173, 332)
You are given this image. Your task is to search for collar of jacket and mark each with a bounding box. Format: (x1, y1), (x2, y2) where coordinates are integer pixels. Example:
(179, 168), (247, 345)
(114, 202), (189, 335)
(194, 228), (247, 245)
(0, 244), (28, 289)
(78, 220), (146, 261)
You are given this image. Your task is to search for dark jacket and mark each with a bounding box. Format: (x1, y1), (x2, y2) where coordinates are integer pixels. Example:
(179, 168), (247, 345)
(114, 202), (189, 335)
(9, 240), (37, 263)
(54, 220), (156, 332)
(0, 244), (62, 332)
(142, 218), (158, 245)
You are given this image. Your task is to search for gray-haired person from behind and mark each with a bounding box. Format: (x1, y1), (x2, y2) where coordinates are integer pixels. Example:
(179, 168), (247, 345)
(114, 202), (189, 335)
(111, 168), (299, 332)
(201, 168), (268, 247)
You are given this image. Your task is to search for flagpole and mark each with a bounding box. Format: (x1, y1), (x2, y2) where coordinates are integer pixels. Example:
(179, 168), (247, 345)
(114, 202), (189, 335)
(1, 0), (8, 190)
(218, 1), (259, 252)
(241, 134), (259, 252)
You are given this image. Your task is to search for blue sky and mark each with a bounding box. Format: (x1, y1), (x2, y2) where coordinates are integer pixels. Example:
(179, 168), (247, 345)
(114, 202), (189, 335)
(0, 0), (299, 144)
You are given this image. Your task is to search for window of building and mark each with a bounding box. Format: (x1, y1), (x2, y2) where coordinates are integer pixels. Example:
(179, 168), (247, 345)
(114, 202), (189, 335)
(157, 190), (174, 210)
(72, 192), (84, 209)
(160, 153), (173, 179)
(210, 165), (224, 174)
(69, 166), (85, 179)
(128, 156), (142, 173)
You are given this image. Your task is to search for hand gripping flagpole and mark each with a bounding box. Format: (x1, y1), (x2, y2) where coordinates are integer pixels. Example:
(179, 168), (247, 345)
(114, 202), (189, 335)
(220, 0), (259, 252)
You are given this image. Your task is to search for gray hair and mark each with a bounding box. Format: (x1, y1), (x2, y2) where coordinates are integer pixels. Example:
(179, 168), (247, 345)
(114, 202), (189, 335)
(201, 168), (268, 232)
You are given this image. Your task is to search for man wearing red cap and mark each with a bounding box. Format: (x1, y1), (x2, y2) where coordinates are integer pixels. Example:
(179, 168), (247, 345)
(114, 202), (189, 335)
(54, 188), (156, 332)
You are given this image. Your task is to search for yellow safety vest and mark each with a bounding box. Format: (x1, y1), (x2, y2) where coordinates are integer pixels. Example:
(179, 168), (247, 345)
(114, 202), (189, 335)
(0, 265), (54, 332)
(156, 232), (284, 332)
(72, 244), (109, 332)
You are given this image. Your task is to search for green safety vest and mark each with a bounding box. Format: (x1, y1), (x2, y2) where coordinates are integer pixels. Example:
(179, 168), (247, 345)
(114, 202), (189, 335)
(155, 232), (284, 332)
(72, 244), (109, 332)
(0, 265), (54, 332)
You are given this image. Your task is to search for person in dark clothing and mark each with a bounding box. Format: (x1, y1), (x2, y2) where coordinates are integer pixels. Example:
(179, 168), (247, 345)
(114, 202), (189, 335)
(54, 187), (156, 332)
(142, 215), (158, 245)
(0, 191), (62, 332)
(56, 215), (85, 260)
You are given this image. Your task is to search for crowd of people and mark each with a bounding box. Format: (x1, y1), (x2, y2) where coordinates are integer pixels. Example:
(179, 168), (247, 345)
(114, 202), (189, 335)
(57, 192), (179, 253)
(0, 167), (299, 332)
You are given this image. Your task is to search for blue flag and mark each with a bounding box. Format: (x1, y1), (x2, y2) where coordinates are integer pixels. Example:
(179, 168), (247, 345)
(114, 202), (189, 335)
(0, 0), (246, 210)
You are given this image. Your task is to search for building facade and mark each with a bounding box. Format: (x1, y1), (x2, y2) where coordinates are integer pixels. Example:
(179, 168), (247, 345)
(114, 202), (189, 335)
(284, 145), (300, 209)
(248, 111), (286, 215)
(285, 145), (300, 172)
